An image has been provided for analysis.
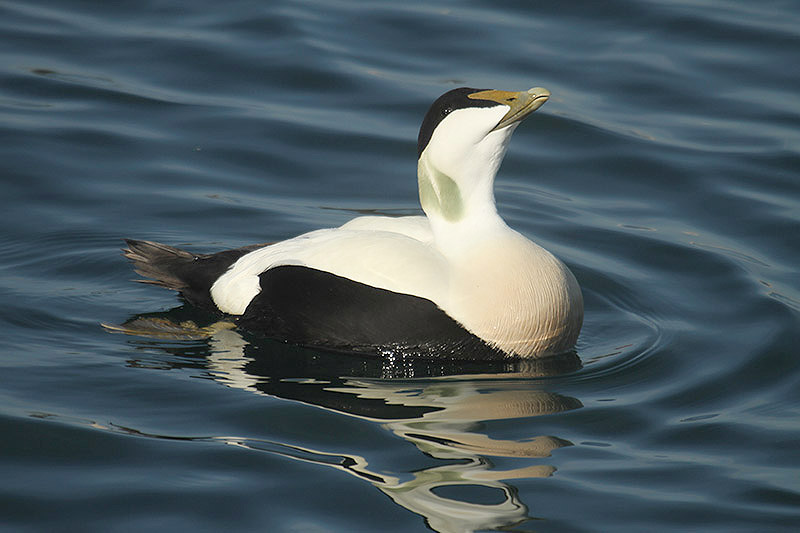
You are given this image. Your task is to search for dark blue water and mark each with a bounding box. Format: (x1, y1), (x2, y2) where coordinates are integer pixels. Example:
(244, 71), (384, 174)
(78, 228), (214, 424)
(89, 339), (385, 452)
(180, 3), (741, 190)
(1, 1), (799, 531)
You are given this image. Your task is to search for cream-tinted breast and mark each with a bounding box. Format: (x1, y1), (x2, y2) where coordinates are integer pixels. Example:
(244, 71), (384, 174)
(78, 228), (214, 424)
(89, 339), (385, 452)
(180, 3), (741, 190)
(443, 231), (583, 357)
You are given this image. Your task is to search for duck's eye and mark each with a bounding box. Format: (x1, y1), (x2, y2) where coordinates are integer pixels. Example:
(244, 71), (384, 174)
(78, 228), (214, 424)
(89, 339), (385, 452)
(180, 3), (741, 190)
(441, 106), (453, 117)
(505, 97), (516, 102)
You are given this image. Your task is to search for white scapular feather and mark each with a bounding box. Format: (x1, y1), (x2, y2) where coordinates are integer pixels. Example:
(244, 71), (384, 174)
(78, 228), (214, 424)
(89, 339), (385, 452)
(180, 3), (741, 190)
(211, 223), (448, 315)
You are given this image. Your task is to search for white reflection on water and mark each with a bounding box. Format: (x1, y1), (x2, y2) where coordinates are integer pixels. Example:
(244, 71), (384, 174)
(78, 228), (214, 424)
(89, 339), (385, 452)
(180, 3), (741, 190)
(204, 328), (581, 533)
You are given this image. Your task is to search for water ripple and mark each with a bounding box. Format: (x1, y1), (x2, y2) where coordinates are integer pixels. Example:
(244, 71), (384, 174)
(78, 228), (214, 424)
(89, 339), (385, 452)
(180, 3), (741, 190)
(1, 0), (799, 531)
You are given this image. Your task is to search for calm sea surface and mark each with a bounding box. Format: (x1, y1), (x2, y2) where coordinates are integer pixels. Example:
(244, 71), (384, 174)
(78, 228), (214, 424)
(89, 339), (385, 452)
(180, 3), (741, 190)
(1, 1), (799, 531)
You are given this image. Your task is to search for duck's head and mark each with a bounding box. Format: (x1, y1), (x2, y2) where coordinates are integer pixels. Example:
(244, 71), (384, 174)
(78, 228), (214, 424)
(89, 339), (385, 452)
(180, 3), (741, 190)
(416, 87), (550, 224)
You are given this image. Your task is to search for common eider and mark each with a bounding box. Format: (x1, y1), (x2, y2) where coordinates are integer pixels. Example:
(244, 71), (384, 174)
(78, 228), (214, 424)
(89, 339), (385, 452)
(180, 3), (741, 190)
(123, 87), (583, 359)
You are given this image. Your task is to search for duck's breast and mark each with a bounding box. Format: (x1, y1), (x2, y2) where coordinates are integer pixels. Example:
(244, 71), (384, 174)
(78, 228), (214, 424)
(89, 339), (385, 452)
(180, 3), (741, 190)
(443, 234), (583, 357)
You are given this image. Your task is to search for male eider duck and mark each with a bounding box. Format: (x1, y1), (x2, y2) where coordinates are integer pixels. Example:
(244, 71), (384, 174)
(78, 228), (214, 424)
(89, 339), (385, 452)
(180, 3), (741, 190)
(123, 87), (583, 359)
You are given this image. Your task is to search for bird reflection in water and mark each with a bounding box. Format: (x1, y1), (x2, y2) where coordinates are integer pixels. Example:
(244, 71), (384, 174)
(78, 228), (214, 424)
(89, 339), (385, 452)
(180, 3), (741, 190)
(110, 311), (582, 532)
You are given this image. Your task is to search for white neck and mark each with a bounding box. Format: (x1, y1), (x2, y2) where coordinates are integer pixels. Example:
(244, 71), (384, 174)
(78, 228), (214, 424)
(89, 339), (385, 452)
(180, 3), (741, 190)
(417, 125), (518, 256)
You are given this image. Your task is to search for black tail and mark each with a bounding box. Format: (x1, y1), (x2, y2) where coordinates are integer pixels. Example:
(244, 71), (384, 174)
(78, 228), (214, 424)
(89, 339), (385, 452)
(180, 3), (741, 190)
(123, 239), (267, 311)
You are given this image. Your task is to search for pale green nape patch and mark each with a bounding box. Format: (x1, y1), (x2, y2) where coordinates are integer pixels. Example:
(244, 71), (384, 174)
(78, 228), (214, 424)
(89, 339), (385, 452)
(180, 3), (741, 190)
(417, 154), (464, 222)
